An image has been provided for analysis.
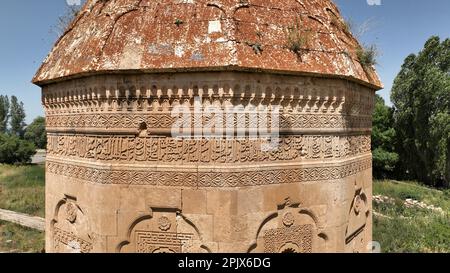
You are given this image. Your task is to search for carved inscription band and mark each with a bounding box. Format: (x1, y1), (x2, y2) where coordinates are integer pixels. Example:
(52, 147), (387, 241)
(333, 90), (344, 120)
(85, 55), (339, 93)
(46, 157), (372, 187)
(47, 135), (371, 163)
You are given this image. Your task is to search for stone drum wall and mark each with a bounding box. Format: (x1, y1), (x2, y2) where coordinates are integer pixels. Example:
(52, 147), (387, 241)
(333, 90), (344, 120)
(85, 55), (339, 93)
(43, 72), (374, 253)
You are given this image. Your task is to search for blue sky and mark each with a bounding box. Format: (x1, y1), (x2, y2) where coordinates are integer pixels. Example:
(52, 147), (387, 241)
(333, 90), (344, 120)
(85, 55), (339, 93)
(0, 0), (449, 123)
(335, 0), (450, 105)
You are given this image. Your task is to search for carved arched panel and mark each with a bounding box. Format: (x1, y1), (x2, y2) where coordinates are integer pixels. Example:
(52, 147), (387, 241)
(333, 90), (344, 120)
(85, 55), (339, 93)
(118, 208), (209, 253)
(50, 195), (93, 253)
(249, 199), (327, 253)
(345, 188), (370, 253)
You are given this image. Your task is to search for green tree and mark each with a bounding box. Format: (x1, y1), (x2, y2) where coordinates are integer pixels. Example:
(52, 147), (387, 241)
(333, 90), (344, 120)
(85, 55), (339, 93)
(391, 36), (450, 188)
(0, 133), (36, 164)
(372, 95), (399, 178)
(9, 96), (26, 138)
(24, 116), (47, 149)
(0, 95), (9, 133)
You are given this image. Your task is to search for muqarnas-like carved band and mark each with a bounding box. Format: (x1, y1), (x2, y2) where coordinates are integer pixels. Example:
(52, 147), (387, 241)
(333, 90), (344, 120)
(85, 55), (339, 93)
(42, 74), (375, 117)
(47, 135), (371, 163)
(46, 157), (372, 187)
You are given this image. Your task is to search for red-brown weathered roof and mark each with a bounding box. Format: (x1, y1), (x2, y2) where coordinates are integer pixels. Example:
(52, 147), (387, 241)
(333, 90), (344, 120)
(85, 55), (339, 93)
(33, 0), (382, 89)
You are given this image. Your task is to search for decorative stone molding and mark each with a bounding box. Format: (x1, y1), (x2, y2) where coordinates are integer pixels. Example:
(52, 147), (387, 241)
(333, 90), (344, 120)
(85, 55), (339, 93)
(45, 113), (373, 132)
(46, 157), (372, 187)
(41, 73), (375, 117)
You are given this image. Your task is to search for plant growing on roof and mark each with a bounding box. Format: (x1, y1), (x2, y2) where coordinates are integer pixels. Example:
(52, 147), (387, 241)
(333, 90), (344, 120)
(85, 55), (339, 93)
(341, 18), (354, 35)
(174, 19), (184, 27)
(244, 30), (264, 55)
(330, 16), (350, 34)
(53, 4), (82, 37)
(284, 18), (312, 60)
(357, 44), (378, 67)
(245, 41), (263, 55)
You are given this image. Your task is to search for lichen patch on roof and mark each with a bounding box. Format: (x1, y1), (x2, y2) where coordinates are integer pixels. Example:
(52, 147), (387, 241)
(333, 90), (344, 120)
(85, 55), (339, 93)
(33, 0), (382, 89)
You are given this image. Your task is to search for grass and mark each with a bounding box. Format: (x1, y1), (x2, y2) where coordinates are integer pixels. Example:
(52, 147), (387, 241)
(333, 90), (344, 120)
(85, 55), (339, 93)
(0, 164), (45, 253)
(0, 164), (449, 253)
(373, 180), (450, 253)
(0, 164), (45, 217)
(0, 220), (45, 253)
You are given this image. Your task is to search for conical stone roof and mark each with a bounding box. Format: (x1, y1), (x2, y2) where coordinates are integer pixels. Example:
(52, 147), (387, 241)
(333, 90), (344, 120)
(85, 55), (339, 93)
(33, 0), (382, 89)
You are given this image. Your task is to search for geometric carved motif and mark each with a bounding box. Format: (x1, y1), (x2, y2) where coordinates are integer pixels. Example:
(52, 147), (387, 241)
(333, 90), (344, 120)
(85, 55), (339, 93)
(53, 227), (93, 254)
(46, 157), (372, 187)
(46, 134), (372, 163)
(264, 225), (313, 253)
(45, 113), (373, 130)
(135, 231), (193, 253)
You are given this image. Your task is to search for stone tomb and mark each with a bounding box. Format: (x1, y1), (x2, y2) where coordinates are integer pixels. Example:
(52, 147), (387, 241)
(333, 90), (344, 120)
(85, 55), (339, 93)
(33, 0), (381, 253)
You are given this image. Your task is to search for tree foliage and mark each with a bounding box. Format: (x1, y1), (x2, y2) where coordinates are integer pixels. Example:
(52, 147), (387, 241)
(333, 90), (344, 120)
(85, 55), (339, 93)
(391, 36), (450, 187)
(0, 95), (36, 164)
(0, 133), (35, 164)
(24, 116), (46, 149)
(372, 95), (399, 178)
(0, 95), (9, 133)
(9, 96), (26, 138)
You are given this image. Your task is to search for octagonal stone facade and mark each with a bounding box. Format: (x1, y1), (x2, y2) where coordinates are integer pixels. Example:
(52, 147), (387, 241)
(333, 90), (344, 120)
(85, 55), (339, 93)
(34, 0), (381, 253)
